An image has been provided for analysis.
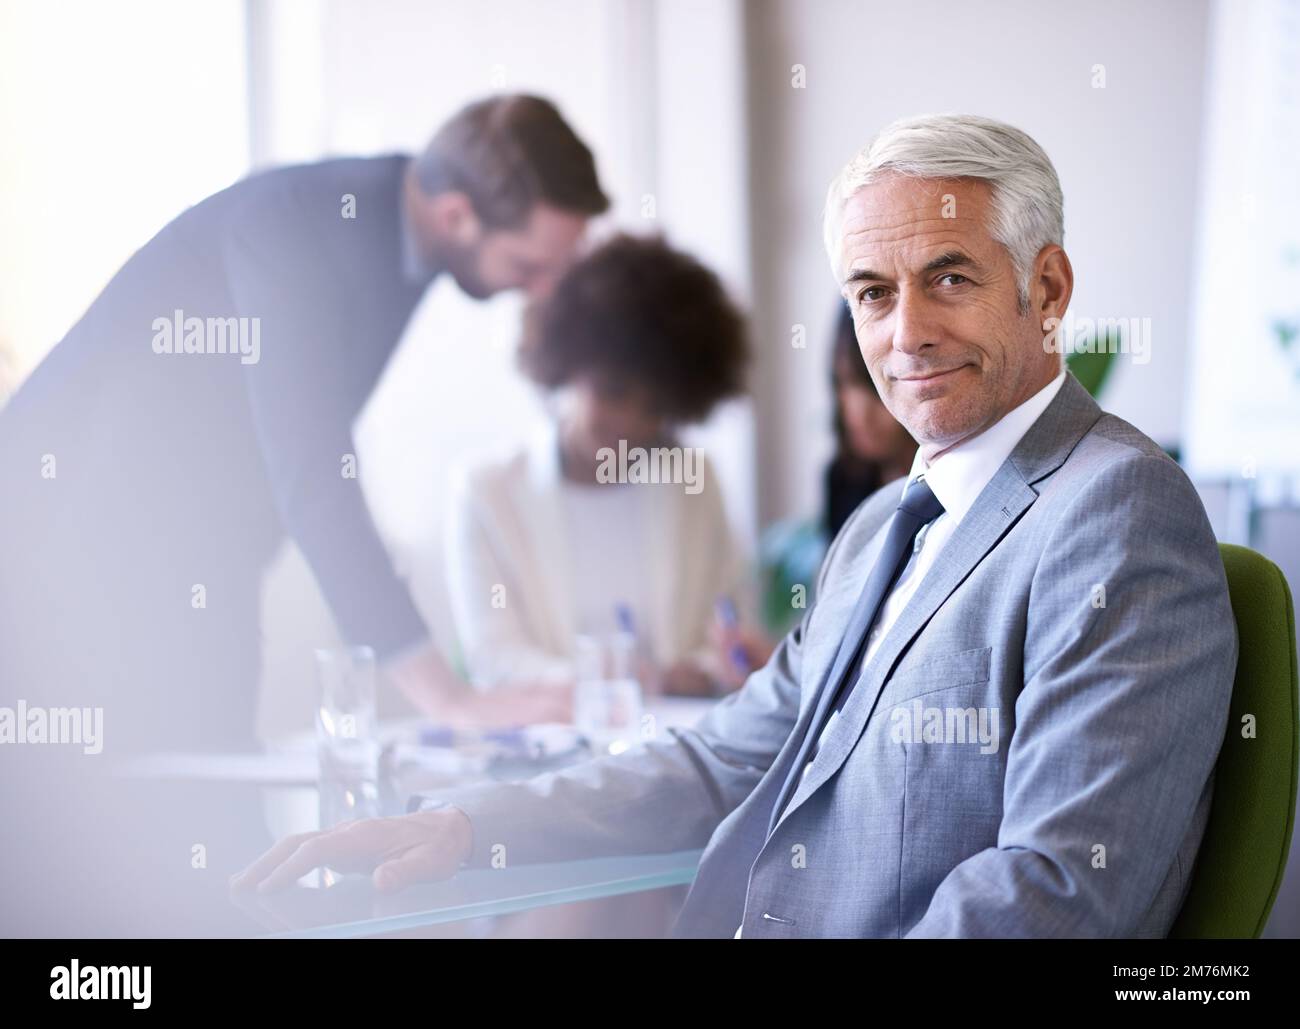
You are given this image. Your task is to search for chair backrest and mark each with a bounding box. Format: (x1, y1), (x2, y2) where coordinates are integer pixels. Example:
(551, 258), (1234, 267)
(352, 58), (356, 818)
(1170, 544), (1298, 937)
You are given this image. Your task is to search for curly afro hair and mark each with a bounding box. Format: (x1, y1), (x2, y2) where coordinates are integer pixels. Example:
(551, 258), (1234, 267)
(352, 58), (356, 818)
(519, 233), (749, 423)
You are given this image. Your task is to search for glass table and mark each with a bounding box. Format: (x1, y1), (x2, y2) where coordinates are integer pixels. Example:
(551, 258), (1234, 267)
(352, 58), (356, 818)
(115, 695), (714, 937)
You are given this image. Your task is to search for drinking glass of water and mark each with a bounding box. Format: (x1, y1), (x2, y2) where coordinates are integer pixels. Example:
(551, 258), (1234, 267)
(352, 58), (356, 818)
(314, 645), (381, 830)
(574, 633), (644, 757)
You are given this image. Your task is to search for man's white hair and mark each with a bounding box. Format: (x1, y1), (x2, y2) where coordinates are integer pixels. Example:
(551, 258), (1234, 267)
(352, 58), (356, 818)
(823, 113), (1064, 310)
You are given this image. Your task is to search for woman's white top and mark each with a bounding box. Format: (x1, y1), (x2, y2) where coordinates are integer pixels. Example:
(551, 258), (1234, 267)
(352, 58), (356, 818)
(443, 420), (753, 688)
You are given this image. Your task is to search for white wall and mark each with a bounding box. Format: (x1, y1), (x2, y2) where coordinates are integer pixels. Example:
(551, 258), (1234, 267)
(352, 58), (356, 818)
(0, 0), (248, 389)
(1184, 0), (1300, 482)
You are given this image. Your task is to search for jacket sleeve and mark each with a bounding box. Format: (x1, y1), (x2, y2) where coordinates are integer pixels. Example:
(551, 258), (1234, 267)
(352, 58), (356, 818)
(904, 454), (1237, 937)
(220, 196), (429, 661)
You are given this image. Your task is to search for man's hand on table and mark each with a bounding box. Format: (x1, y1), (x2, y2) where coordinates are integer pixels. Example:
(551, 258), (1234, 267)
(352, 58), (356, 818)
(230, 806), (474, 895)
(382, 642), (465, 717)
(455, 680), (575, 726)
(383, 640), (575, 727)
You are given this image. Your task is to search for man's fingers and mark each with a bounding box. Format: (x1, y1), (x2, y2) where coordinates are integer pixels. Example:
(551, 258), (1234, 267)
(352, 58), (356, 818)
(372, 841), (456, 893)
(252, 818), (413, 893)
(254, 833), (345, 893)
(234, 815), (458, 896)
(230, 831), (324, 893)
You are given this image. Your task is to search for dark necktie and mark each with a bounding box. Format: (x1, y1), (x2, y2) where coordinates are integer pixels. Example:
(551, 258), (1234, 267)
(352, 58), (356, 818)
(768, 476), (945, 833)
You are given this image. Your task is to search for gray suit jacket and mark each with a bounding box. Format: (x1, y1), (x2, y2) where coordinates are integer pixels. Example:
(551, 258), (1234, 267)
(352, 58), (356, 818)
(426, 371), (1237, 937)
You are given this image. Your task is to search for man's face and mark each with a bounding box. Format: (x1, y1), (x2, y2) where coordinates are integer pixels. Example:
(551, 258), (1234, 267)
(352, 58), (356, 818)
(837, 174), (1062, 460)
(447, 202), (588, 301)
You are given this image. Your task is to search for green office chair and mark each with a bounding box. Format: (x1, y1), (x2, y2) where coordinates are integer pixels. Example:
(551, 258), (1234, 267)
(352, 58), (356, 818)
(1170, 544), (1299, 937)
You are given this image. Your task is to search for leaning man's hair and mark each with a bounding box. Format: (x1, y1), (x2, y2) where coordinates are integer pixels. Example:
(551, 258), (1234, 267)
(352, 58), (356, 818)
(414, 94), (610, 228)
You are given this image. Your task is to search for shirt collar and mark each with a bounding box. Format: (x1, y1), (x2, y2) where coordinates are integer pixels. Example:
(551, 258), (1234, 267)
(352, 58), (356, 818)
(398, 160), (442, 287)
(903, 365), (1067, 526)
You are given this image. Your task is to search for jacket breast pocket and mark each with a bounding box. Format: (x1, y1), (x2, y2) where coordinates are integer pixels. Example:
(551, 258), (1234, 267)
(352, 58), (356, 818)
(881, 645), (992, 705)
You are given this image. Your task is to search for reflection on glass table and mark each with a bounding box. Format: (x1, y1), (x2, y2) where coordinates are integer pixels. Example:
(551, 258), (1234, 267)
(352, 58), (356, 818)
(232, 849), (704, 938)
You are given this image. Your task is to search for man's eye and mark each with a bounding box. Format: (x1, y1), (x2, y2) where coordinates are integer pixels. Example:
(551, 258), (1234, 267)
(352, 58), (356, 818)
(859, 286), (888, 303)
(937, 273), (968, 286)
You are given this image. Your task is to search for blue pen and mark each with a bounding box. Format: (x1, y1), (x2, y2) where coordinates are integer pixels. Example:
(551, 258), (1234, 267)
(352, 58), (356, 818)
(715, 596), (751, 676)
(419, 725), (527, 748)
(614, 603), (636, 637)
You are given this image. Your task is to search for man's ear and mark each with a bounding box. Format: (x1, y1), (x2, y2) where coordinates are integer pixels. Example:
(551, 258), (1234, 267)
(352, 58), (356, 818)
(427, 190), (481, 246)
(1033, 244), (1073, 324)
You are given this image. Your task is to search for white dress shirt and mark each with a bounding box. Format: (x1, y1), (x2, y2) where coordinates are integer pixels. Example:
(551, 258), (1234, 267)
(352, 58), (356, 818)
(734, 366), (1065, 938)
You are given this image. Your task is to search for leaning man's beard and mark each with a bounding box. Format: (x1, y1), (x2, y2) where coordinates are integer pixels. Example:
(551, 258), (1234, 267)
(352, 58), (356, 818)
(445, 250), (493, 300)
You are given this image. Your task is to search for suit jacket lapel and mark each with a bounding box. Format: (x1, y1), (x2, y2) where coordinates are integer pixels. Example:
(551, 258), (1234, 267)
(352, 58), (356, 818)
(771, 372), (1104, 834)
(766, 520), (897, 833)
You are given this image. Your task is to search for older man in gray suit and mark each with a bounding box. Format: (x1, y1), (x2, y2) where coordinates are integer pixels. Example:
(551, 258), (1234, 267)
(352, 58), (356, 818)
(236, 114), (1237, 939)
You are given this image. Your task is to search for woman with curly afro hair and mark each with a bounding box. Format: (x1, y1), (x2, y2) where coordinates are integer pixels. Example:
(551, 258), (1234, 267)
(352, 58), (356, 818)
(443, 233), (764, 699)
